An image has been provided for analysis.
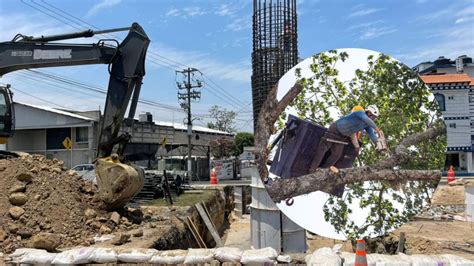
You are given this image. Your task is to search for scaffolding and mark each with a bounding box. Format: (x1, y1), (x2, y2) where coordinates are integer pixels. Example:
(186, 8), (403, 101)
(251, 0), (298, 130)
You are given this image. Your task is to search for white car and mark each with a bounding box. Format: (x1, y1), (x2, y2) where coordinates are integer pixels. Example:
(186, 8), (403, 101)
(72, 164), (96, 183)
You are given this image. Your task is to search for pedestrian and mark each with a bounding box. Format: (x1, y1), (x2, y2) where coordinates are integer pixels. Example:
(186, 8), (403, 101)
(310, 105), (383, 171)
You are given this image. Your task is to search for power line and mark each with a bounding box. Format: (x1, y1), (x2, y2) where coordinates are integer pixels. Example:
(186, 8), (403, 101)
(25, 69), (185, 112)
(14, 70), (186, 113)
(0, 81), (70, 109)
(22, 0), (252, 112)
(34, 0), (190, 70)
(202, 74), (247, 106)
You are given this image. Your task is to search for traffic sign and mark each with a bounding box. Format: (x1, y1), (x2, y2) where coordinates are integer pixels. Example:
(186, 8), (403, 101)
(160, 136), (168, 147)
(63, 137), (72, 150)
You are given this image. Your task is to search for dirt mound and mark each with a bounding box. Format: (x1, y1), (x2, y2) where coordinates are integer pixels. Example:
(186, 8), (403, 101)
(405, 236), (442, 255)
(0, 154), (135, 253)
(431, 185), (464, 205)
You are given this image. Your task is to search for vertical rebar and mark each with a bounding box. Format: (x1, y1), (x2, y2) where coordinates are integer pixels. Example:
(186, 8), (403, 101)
(251, 0), (298, 131)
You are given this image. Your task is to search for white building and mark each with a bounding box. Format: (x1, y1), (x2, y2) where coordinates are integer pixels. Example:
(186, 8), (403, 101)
(414, 55), (474, 77)
(6, 103), (233, 170)
(7, 102), (99, 167)
(421, 74), (474, 175)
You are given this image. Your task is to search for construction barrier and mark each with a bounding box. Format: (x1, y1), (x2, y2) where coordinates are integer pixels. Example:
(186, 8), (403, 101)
(5, 246), (474, 265)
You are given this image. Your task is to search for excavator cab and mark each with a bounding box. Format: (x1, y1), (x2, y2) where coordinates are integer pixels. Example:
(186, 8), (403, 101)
(0, 85), (14, 143)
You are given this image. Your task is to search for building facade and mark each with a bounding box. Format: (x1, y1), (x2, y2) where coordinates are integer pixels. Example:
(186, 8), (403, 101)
(6, 102), (99, 168)
(417, 55), (474, 175)
(6, 104), (233, 170)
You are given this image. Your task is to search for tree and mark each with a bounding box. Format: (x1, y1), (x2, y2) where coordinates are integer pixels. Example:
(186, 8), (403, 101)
(233, 132), (255, 156)
(209, 137), (234, 159)
(207, 105), (236, 133)
(256, 50), (446, 240)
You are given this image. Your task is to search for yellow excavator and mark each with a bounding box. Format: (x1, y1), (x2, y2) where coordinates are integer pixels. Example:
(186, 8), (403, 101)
(0, 23), (150, 210)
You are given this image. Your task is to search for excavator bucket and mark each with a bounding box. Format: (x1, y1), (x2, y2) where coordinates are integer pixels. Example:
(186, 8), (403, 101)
(94, 156), (145, 210)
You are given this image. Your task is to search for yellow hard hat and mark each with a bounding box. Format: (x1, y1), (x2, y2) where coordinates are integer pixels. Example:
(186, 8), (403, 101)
(352, 105), (364, 112)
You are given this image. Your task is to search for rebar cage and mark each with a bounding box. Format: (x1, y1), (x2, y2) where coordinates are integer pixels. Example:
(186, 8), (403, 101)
(251, 0), (298, 130)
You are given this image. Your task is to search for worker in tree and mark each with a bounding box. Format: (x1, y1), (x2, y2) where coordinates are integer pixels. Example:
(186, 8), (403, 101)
(310, 105), (383, 171)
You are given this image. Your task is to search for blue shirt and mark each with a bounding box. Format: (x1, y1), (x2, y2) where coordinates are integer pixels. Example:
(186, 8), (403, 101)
(335, 111), (378, 142)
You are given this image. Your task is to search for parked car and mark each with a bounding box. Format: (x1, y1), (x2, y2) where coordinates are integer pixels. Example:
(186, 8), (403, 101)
(71, 164), (96, 183)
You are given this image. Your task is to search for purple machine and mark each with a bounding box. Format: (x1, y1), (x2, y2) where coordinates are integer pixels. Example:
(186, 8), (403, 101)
(269, 115), (356, 198)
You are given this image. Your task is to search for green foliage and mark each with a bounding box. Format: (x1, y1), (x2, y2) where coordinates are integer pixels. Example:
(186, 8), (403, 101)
(207, 105), (237, 133)
(287, 50), (446, 239)
(233, 132), (255, 156)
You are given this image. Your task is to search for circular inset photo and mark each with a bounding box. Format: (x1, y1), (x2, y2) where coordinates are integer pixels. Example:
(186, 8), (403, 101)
(259, 48), (447, 240)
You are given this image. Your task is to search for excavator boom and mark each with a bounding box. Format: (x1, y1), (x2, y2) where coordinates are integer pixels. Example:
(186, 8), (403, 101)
(0, 23), (150, 209)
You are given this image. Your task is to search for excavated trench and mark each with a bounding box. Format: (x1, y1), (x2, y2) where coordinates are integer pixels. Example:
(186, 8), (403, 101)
(149, 186), (234, 250)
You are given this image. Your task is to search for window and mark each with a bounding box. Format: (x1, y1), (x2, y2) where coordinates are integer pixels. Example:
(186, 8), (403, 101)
(448, 95), (454, 100)
(445, 154), (460, 169)
(46, 128), (71, 150)
(449, 123), (456, 128)
(434, 94), (445, 111)
(76, 127), (88, 143)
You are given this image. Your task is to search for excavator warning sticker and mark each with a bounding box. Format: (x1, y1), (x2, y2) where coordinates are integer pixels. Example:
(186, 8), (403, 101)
(33, 49), (72, 60)
(11, 51), (33, 56)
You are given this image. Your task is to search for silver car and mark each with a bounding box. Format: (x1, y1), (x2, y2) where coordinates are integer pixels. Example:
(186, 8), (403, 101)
(71, 164), (96, 183)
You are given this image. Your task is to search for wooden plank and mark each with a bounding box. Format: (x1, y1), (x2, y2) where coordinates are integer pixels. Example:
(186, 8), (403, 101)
(185, 219), (203, 248)
(163, 170), (173, 205)
(195, 202), (222, 247)
(202, 201), (218, 235)
(187, 216), (206, 248)
(397, 232), (405, 254)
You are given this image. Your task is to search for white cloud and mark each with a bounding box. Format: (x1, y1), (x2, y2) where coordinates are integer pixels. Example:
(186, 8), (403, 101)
(347, 20), (396, 40)
(394, 22), (474, 66)
(165, 6), (207, 19)
(225, 17), (251, 32)
(86, 0), (121, 17)
(348, 7), (383, 18)
(0, 14), (72, 42)
(360, 26), (397, 40)
(215, 4), (235, 17)
(165, 8), (180, 17)
(183, 7), (206, 17)
(455, 5), (474, 24)
(147, 43), (251, 84)
(348, 20), (384, 30)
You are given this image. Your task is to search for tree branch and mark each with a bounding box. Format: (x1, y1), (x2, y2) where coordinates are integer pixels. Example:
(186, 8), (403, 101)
(266, 167), (441, 203)
(373, 126), (446, 169)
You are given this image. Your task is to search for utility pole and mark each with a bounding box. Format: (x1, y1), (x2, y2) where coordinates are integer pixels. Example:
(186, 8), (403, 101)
(176, 68), (202, 180)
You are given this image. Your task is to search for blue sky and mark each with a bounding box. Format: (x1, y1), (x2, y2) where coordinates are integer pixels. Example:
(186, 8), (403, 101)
(0, 0), (473, 132)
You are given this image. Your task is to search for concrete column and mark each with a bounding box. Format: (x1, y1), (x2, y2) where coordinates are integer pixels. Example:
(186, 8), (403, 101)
(88, 122), (95, 163)
(467, 152), (473, 173)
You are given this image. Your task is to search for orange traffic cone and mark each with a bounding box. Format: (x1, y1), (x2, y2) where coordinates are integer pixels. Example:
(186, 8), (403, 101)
(447, 165), (455, 183)
(210, 168), (218, 185)
(354, 239), (368, 266)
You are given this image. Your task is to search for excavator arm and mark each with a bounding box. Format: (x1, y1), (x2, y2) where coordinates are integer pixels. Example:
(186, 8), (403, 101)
(0, 23), (150, 209)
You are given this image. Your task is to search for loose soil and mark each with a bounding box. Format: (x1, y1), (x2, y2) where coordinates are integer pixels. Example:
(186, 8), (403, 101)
(0, 154), (231, 254)
(0, 154), (108, 253)
(431, 185), (465, 205)
(393, 220), (474, 260)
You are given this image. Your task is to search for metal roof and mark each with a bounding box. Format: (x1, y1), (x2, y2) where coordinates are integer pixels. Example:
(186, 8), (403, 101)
(15, 102), (95, 121)
(15, 101), (234, 136)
